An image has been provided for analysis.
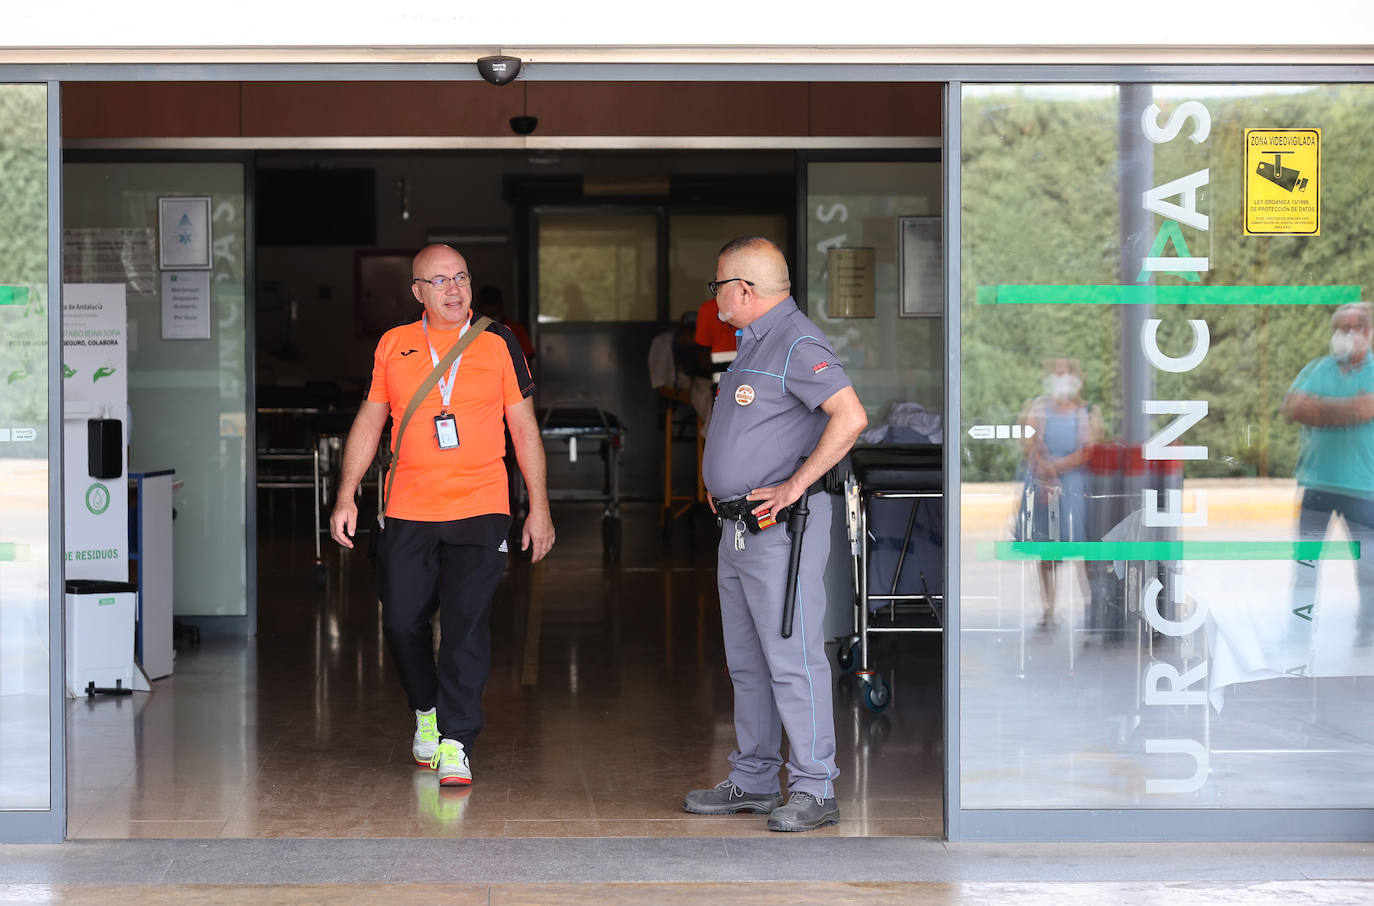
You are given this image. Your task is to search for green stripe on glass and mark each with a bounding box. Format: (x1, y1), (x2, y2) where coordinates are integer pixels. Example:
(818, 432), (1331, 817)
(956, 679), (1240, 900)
(976, 285), (1363, 306)
(991, 540), (1359, 561)
(0, 286), (30, 305)
(0, 543), (32, 562)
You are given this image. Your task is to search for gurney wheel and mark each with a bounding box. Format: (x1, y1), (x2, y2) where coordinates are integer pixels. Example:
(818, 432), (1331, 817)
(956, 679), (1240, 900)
(836, 643), (854, 671)
(855, 670), (889, 712)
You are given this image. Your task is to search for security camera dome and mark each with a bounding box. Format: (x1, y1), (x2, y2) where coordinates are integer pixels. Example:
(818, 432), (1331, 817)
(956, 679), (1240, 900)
(477, 56), (522, 86)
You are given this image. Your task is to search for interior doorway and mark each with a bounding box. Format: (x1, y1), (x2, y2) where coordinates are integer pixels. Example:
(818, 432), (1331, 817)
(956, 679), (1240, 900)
(58, 79), (947, 840)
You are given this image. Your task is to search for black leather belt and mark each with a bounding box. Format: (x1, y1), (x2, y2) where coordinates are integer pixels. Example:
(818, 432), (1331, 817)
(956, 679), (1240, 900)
(714, 482), (823, 532)
(712, 496), (755, 520)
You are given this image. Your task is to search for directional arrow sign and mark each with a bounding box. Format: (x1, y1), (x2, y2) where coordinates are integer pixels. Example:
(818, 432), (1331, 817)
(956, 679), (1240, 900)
(968, 424), (1035, 440)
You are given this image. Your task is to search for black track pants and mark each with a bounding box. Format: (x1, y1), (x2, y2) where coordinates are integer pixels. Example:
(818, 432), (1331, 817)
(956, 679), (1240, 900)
(375, 515), (510, 750)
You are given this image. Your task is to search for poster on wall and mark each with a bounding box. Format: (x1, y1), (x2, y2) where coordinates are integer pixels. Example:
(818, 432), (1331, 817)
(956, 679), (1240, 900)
(1244, 128), (1321, 236)
(160, 270), (212, 339)
(158, 195), (212, 269)
(899, 216), (943, 317)
(63, 227), (157, 294)
(826, 247), (876, 318)
(62, 283), (129, 582)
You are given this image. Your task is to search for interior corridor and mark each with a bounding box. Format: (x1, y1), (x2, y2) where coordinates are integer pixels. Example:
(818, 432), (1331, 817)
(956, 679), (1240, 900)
(65, 500), (942, 839)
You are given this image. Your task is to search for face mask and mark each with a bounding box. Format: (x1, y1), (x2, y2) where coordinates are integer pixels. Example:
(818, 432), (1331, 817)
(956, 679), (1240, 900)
(1331, 329), (1366, 361)
(1043, 374), (1081, 400)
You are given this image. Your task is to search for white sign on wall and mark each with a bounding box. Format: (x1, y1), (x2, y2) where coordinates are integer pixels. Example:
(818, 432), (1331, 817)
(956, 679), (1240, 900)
(160, 270), (212, 339)
(158, 196), (212, 270)
(62, 283), (129, 582)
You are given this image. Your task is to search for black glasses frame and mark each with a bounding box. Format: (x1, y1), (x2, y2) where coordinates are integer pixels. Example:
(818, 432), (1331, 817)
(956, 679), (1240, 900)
(707, 277), (754, 296)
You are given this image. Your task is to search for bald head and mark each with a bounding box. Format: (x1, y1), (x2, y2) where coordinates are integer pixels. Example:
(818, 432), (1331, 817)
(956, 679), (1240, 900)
(412, 243), (465, 279)
(718, 237), (791, 300)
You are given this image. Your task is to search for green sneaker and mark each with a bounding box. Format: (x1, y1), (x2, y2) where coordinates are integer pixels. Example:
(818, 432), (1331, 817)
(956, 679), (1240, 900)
(412, 709), (440, 765)
(430, 738), (472, 786)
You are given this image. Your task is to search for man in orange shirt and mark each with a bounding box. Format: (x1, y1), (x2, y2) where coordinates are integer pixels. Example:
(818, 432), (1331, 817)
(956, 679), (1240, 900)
(696, 296), (739, 389)
(330, 244), (555, 786)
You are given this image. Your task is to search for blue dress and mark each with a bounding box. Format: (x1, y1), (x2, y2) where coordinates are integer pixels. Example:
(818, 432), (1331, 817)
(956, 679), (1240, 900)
(1022, 403), (1090, 543)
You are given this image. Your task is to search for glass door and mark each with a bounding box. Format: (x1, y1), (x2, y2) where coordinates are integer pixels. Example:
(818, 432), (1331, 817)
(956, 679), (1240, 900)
(957, 81), (1374, 831)
(0, 81), (61, 841)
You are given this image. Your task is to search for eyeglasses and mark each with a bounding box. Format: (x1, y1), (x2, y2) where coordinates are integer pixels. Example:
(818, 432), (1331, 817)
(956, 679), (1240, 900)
(413, 272), (471, 289)
(708, 278), (753, 297)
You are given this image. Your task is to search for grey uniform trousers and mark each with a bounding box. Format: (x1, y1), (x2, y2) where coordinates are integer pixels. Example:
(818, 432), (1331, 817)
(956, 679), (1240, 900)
(717, 492), (838, 800)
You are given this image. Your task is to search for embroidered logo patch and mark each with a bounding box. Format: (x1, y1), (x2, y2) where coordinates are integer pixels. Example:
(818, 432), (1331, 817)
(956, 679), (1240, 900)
(813, 361), (830, 374)
(735, 384), (756, 406)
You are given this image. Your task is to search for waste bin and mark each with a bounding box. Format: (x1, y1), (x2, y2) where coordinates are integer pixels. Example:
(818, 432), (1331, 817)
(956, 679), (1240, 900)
(64, 579), (137, 697)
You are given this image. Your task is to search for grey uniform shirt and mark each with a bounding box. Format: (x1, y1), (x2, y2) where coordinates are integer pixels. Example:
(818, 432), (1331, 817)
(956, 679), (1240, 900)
(702, 297), (852, 499)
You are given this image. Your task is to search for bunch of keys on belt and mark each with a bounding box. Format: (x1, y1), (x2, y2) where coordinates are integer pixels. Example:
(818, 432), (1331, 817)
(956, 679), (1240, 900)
(731, 506), (778, 551)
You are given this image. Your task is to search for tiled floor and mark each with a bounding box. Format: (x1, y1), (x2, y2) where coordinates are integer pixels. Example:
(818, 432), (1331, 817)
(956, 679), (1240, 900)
(66, 500), (941, 839)
(8, 880), (1374, 905)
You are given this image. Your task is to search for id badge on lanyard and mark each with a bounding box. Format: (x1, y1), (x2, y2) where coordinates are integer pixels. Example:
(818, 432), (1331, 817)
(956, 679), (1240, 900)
(424, 314), (467, 452)
(434, 412), (459, 449)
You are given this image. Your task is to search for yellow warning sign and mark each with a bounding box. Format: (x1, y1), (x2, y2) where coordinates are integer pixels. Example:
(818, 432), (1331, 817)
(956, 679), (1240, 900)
(1244, 128), (1320, 235)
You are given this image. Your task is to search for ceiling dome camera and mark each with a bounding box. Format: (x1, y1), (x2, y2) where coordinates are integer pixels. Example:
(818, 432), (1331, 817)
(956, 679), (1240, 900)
(510, 116), (539, 135)
(477, 55), (522, 86)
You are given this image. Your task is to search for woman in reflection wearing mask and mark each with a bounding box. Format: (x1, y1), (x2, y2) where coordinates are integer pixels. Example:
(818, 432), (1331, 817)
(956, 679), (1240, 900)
(1018, 358), (1102, 628)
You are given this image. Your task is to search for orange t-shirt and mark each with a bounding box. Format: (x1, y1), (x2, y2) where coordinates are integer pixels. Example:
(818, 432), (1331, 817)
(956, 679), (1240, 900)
(694, 298), (738, 355)
(367, 318), (534, 522)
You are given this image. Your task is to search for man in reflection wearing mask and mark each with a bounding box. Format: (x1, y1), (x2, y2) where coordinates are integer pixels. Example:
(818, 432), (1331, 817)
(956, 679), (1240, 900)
(1018, 358), (1101, 628)
(1282, 302), (1374, 651)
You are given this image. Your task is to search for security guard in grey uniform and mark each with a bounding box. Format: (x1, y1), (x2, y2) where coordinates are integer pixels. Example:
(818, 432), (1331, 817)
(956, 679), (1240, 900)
(682, 237), (868, 832)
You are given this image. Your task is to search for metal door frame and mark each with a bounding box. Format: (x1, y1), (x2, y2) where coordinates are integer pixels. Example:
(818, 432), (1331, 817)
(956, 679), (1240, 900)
(2, 59), (1374, 844)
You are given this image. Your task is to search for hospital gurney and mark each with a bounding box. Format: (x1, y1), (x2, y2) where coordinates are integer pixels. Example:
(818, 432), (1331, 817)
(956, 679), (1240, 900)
(538, 401), (626, 559)
(836, 443), (943, 712)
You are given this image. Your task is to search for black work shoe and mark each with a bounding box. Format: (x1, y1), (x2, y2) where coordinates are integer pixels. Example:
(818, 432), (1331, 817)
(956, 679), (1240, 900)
(766, 792), (840, 831)
(682, 780), (784, 815)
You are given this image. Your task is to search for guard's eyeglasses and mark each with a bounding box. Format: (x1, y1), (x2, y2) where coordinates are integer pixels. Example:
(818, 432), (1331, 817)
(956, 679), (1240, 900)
(413, 272), (471, 289)
(708, 277), (753, 296)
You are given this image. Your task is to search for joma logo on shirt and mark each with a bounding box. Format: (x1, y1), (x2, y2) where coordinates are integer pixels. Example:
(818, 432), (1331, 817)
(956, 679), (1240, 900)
(400, 349), (418, 356)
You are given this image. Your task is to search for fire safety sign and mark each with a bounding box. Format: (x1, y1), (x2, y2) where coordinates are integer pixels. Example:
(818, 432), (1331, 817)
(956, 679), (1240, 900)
(1244, 128), (1320, 236)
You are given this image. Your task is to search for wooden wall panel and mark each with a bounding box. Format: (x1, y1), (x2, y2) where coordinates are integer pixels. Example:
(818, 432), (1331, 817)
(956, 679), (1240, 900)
(242, 82), (524, 136)
(528, 82), (810, 136)
(62, 82), (242, 138)
(61, 81), (942, 140)
(809, 82), (942, 136)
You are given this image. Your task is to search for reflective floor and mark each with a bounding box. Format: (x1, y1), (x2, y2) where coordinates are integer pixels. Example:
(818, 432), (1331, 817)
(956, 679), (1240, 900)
(66, 500), (941, 839)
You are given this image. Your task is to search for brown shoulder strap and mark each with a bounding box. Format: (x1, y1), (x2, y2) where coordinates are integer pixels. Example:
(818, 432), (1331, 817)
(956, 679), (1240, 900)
(381, 316), (493, 517)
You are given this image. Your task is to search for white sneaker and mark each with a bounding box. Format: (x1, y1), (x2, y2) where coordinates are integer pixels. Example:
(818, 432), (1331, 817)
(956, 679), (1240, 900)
(412, 708), (440, 765)
(430, 738), (472, 786)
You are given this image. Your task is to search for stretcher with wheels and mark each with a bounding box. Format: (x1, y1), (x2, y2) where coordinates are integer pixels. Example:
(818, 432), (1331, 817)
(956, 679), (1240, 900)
(537, 401), (626, 559)
(836, 443), (943, 712)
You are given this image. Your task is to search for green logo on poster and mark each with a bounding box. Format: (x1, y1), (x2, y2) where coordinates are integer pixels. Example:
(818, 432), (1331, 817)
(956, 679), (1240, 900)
(85, 483), (110, 515)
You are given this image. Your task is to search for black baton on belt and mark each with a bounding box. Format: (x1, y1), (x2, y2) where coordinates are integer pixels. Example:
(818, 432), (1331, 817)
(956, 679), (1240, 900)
(780, 493), (810, 638)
